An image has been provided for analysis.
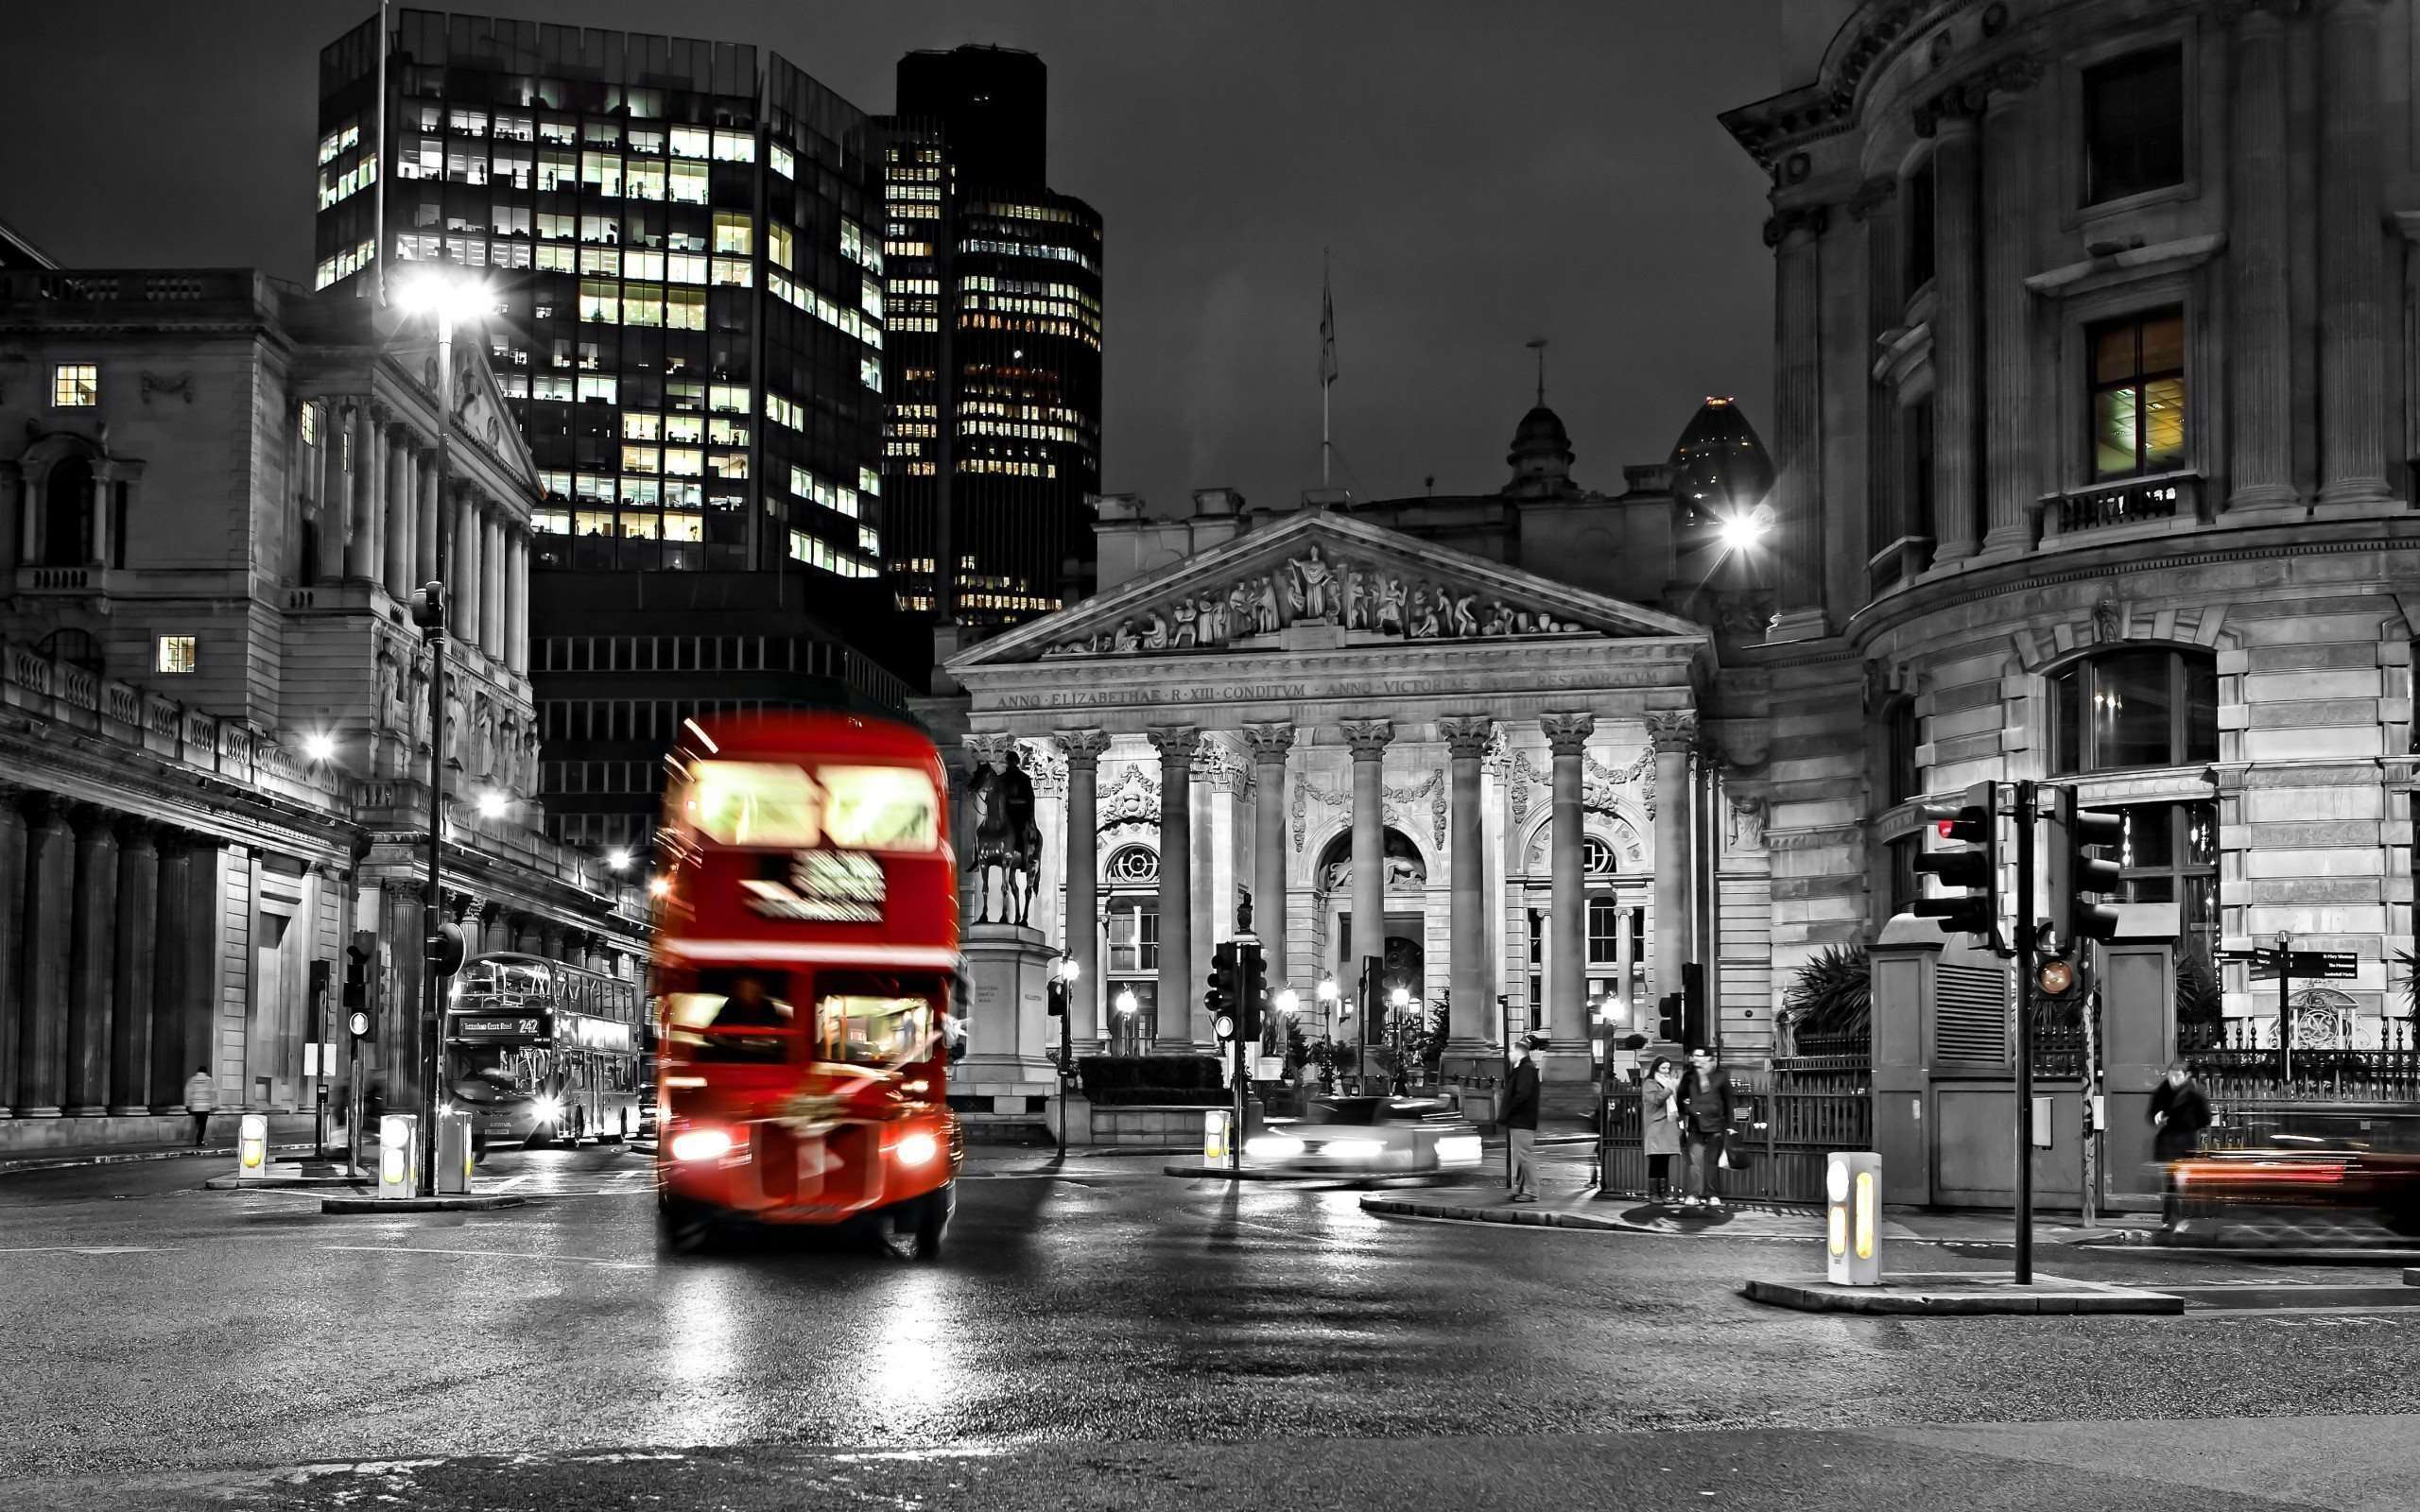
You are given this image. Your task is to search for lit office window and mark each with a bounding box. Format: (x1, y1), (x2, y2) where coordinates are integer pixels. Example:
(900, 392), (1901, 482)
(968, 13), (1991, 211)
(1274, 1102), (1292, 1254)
(156, 636), (198, 674)
(53, 364), (98, 407)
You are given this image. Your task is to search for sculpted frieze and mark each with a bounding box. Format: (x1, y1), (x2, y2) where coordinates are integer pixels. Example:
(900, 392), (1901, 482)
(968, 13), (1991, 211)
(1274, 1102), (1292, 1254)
(1043, 542), (1592, 659)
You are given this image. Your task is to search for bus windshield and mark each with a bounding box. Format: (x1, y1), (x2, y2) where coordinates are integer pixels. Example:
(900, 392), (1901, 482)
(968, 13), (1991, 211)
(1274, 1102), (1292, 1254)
(812, 991), (936, 1069)
(663, 970), (943, 1069)
(679, 759), (939, 851)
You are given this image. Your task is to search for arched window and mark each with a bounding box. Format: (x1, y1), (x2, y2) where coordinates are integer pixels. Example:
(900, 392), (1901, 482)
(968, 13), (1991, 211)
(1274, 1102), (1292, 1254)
(1582, 835), (1617, 876)
(2048, 647), (2217, 774)
(41, 456), (94, 567)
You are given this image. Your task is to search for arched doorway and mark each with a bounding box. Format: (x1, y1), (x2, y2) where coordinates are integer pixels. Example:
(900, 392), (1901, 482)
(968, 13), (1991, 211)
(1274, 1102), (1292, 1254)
(1514, 818), (1648, 1037)
(41, 455), (94, 567)
(1310, 825), (1427, 1023)
(1099, 841), (1160, 1055)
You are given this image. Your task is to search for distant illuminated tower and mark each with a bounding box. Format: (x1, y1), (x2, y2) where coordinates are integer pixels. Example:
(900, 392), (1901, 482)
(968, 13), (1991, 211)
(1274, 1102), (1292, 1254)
(1668, 395), (1776, 612)
(876, 45), (1103, 627)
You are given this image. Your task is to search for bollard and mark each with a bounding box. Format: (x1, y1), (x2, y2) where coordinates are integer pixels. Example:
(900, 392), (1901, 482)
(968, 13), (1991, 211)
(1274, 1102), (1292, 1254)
(1824, 1151), (1882, 1286)
(1202, 1108), (1231, 1167)
(236, 1113), (269, 1181)
(436, 1109), (474, 1195)
(377, 1113), (420, 1199)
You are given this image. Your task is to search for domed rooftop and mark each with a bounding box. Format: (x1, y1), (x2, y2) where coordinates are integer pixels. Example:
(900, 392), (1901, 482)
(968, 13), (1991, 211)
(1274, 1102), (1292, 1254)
(1668, 396), (1774, 517)
(1505, 404), (1575, 490)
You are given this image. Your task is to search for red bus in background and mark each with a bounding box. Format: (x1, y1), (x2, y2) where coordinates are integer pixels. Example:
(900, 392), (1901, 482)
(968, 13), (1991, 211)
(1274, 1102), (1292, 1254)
(651, 711), (963, 1258)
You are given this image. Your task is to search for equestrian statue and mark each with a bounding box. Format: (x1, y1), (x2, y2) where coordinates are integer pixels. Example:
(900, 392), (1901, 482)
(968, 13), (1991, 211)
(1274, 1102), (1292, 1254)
(967, 748), (1043, 926)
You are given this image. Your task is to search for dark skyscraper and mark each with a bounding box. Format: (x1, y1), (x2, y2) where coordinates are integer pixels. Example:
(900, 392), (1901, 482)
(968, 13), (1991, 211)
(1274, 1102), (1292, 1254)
(877, 45), (1102, 627)
(314, 9), (888, 583)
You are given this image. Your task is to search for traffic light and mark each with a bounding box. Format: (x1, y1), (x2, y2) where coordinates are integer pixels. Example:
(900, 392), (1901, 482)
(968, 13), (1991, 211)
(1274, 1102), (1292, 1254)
(1206, 940), (1237, 1040)
(2049, 787), (2126, 946)
(1912, 780), (1999, 942)
(408, 581), (446, 630)
(1656, 992), (1683, 1041)
(342, 938), (371, 1013)
(1237, 943), (1268, 1041)
(1046, 975), (1067, 1018)
(429, 920), (467, 978)
(1681, 962), (1707, 1050)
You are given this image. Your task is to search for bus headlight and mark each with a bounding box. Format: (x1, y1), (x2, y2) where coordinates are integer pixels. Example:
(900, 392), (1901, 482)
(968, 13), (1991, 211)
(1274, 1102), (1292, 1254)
(894, 1130), (939, 1167)
(533, 1096), (562, 1125)
(669, 1128), (733, 1162)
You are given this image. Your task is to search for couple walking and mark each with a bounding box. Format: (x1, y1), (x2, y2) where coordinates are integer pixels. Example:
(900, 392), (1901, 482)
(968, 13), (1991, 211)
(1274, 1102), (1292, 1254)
(1640, 1047), (1734, 1208)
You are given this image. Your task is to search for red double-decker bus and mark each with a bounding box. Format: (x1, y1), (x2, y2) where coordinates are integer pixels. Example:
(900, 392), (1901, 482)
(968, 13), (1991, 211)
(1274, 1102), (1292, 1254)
(651, 711), (962, 1257)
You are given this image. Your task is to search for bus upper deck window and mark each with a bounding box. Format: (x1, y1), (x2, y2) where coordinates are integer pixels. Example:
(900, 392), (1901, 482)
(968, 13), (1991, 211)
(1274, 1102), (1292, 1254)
(818, 765), (939, 850)
(684, 761), (822, 847)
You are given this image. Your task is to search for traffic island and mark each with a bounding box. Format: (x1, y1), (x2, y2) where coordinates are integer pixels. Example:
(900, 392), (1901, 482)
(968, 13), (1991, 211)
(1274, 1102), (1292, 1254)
(319, 1193), (528, 1214)
(204, 1162), (371, 1190)
(1743, 1271), (2183, 1315)
(1165, 1163), (1449, 1186)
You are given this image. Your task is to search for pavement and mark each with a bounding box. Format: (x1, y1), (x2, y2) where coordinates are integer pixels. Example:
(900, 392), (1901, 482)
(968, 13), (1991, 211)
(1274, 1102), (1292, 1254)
(8, 1134), (2420, 1510)
(0, 1139), (324, 1177)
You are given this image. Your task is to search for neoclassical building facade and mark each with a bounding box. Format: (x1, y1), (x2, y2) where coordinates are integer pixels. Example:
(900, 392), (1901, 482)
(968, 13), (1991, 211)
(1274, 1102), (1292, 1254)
(1724, 0), (2420, 1045)
(925, 405), (1786, 1085)
(0, 267), (645, 1147)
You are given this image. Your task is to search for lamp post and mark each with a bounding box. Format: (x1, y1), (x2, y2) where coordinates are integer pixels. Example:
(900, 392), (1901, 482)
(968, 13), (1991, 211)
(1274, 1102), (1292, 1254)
(1049, 956), (1080, 1153)
(398, 266), (488, 1197)
(1388, 985), (1411, 1093)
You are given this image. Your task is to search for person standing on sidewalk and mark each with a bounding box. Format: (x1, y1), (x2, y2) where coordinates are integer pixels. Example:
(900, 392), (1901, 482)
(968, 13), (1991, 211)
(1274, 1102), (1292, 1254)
(1503, 1034), (1543, 1203)
(1679, 1046), (1733, 1209)
(183, 1065), (216, 1148)
(2150, 1060), (2212, 1228)
(1640, 1056), (1682, 1204)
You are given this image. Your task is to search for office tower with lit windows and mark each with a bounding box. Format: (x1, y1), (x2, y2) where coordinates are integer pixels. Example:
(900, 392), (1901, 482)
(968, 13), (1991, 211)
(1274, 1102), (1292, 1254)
(313, 10), (889, 584)
(876, 45), (1103, 627)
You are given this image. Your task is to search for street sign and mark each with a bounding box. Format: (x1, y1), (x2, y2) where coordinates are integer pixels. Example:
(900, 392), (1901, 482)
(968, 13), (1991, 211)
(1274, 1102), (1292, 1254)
(2238, 949), (2359, 980)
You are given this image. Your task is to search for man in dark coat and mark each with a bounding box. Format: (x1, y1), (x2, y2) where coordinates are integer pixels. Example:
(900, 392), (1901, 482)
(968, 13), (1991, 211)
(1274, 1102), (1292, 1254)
(1502, 1034), (1544, 1203)
(2150, 1061), (2212, 1227)
(1679, 1046), (1735, 1209)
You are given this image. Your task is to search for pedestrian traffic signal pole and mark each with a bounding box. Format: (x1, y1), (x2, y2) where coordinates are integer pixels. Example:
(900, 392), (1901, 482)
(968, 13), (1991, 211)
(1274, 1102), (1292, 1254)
(420, 310), (455, 1202)
(2013, 781), (2036, 1286)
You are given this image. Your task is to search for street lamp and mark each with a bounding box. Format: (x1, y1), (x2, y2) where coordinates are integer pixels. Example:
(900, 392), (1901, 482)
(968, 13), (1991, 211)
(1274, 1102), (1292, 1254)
(302, 730), (337, 763)
(1718, 503), (1775, 554)
(476, 790), (510, 819)
(606, 848), (633, 872)
(396, 263), (490, 1198)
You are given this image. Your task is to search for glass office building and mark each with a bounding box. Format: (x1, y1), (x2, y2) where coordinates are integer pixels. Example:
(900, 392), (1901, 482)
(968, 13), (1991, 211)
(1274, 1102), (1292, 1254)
(314, 10), (886, 582)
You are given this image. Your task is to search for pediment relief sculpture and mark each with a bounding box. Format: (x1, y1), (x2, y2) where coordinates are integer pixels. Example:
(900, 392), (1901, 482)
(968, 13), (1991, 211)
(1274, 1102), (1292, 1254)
(1042, 542), (1594, 658)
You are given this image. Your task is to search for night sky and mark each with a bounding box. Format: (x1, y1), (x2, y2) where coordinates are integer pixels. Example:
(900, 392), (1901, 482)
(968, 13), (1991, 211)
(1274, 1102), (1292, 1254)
(0, 1), (1779, 517)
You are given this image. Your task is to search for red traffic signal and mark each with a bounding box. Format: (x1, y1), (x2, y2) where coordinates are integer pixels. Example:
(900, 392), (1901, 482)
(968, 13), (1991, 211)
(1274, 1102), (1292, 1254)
(1911, 781), (1998, 939)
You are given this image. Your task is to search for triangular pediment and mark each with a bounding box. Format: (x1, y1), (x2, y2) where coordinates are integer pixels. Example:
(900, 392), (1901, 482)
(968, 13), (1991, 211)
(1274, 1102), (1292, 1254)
(950, 508), (1707, 671)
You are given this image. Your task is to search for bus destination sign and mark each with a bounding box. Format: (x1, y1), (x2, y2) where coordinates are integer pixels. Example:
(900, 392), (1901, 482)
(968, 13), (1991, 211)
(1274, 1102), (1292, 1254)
(452, 1014), (550, 1041)
(742, 850), (887, 924)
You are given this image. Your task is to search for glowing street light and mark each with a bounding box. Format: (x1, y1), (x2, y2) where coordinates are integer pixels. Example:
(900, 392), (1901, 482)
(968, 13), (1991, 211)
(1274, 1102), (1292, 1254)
(1274, 988), (1301, 1017)
(1114, 988), (1139, 1016)
(301, 731), (337, 763)
(647, 876), (672, 899)
(475, 790), (510, 819)
(606, 848), (633, 872)
(1718, 503), (1775, 554)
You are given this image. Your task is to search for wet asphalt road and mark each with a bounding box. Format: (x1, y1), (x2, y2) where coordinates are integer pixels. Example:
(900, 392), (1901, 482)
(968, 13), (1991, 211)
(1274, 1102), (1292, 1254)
(5, 1143), (2419, 1511)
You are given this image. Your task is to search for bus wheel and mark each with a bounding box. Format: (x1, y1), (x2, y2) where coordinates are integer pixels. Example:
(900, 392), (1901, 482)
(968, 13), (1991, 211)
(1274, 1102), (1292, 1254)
(658, 1193), (715, 1255)
(909, 1191), (948, 1262)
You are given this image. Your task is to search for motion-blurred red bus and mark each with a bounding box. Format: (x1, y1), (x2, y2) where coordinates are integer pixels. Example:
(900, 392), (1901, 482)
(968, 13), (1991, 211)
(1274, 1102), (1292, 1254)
(651, 711), (962, 1257)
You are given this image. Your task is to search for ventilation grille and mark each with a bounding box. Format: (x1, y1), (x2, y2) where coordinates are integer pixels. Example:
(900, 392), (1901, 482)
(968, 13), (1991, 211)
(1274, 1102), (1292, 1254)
(1935, 961), (2008, 1064)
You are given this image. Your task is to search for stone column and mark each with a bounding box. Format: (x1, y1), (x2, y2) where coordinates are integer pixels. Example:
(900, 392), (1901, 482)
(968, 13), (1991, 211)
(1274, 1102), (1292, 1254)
(1148, 726), (1198, 1051)
(15, 799), (74, 1115)
(1979, 63), (2041, 556)
(482, 508), (507, 661)
(148, 836), (194, 1111)
(346, 404), (378, 580)
(63, 810), (120, 1116)
(506, 529), (529, 674)
(1615, 906), (1637, 1019)
(380, 883), (424, 1108)
(1438, 716), (1494, 1047)
(2317, 0), (2391, 506)
(1241, 723), (1295, 990)
(318, 405), (348, 580)
(2228, 3), (2296, 511)
(1647, 711), (1699, 1006)
(1853, 177), (1906, 561)
(384, 423), (414, 595)
(453, 490), (481, 653)
(108, 821), (159, 1114)
(1926, 100), (1983, 559)
(1539, 713), (1593, 1048)
(0, 790), (25, 1115)
(415, 449), (441, 588)
(1056, 730), (1112, 1043)
(1767, 205), (1826, 632)
(1340, 718), (1394, 1047)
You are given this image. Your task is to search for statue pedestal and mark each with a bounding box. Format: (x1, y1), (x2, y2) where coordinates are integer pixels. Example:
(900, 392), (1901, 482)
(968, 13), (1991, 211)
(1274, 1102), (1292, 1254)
(958, 921), (1060, 1116)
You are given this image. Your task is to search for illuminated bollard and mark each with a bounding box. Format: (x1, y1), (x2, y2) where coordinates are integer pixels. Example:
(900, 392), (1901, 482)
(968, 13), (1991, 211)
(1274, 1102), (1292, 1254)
(1824, 1151), (1882, 1286)
(236, 1113), (269, 1181)
(377, 1114), (420, 1199)
(1202, 1109), (1231, 1167)
(436, 1110), (474, 1195)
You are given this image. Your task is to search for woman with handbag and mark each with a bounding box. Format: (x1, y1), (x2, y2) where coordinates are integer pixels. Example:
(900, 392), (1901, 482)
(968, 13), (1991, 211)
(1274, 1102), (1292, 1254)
(1640, 1057), (1683, 1204)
